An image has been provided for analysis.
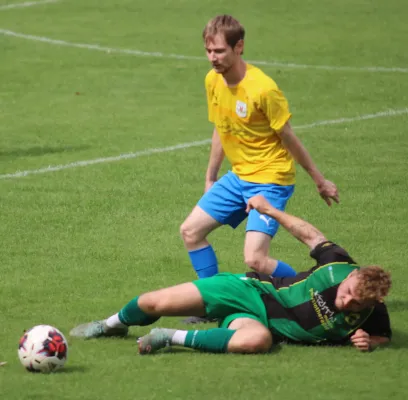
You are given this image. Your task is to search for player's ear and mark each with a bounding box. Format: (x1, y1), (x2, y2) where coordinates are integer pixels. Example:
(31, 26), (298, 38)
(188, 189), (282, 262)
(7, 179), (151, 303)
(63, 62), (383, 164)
(234, 39), (244, 55)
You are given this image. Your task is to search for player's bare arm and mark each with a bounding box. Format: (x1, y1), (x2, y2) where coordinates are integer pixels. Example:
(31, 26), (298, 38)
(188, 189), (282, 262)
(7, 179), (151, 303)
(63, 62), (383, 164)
(279, 122), (339, 206)
(246, 194), (327, 249)
(205, 128), (225, 192)
(350, 329), (390, 352)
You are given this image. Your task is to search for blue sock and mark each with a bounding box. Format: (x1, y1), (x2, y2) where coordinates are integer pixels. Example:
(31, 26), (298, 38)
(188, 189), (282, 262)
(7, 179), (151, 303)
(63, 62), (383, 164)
(188, 245), (218, 278)
(272, 260), (297, 277)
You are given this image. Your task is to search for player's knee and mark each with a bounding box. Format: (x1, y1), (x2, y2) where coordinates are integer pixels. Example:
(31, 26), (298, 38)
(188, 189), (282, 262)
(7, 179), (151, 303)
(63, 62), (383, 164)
(244, 254), (266, 273)
(180, 221), (200, 246)
(243, 332), (272, 353)
(138, 292), (167, 315)
(231, 331), (273, 354)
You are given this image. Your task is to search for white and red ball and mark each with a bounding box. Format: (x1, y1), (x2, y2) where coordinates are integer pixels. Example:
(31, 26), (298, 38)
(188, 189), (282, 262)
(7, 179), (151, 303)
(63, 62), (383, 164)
(18, 325), (68, 373)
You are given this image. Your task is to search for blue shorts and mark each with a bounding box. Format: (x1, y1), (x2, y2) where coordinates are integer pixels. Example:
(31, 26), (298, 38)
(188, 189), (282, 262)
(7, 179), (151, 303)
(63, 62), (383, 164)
(198, 171), (294, 236)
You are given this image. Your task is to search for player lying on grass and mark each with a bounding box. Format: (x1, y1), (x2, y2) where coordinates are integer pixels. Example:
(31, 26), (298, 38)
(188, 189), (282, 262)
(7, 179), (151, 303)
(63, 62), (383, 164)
(70, 195), (391, 354)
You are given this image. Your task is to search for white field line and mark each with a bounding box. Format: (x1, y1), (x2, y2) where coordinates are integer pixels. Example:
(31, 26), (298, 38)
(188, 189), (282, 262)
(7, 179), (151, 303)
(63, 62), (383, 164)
(294, 108), (408, 129)
(1, 108), (407, 180)
(0, 0), (58, 11)
(0, 28), (408, 74)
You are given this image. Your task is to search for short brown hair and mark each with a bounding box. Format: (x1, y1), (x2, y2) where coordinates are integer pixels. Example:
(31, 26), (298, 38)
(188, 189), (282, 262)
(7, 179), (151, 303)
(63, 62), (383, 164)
(202, 15), (245, 49)
(355, 266), (391, 302)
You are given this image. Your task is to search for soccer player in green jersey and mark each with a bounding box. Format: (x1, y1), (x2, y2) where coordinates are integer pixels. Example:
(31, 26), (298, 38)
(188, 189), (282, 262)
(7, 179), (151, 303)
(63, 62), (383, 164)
(70, 195), (391, 354)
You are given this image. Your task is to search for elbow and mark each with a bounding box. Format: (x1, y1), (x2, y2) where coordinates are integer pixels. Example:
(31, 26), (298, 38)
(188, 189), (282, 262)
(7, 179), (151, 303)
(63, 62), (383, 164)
(306, 235), (328, 251)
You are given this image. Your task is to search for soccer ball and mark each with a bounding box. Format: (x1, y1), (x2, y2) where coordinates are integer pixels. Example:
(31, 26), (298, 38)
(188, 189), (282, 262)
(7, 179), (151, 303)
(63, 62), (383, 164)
(18, 325), (68, 373)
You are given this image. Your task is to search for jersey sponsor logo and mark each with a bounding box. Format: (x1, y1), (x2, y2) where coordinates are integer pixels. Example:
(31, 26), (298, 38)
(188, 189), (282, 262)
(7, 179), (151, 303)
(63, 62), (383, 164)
(259, 215), (272, 227)
(236, 100), (247, 118)
(310, 288), (336, 330)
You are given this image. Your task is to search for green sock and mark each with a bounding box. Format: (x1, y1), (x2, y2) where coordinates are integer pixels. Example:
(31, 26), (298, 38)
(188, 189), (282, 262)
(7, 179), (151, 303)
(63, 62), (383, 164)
(184, 328), (236, 353)
(118, 296), (159, 326)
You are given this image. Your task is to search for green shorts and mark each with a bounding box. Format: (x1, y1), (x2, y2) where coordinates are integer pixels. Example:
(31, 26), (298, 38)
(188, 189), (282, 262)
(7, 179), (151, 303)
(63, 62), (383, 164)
(192, 273), (269, 329)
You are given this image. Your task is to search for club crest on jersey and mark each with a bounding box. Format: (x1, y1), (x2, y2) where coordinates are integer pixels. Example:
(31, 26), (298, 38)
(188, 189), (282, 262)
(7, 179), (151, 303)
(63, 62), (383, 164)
(236, 100), (247, 118)
(345, 313), (360, 326)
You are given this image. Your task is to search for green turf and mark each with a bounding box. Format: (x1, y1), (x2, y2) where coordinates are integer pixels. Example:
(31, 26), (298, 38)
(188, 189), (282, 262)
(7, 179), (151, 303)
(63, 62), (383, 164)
(0, 0), (408, 399)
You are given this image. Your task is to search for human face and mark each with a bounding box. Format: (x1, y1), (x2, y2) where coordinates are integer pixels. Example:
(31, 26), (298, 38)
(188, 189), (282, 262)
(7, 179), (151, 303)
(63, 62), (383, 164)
(204, 34), (242, 74)
(335, 272), (374, 312)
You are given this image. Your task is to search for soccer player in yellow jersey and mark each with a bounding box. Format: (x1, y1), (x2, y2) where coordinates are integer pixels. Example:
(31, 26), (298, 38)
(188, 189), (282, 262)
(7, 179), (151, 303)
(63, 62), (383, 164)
(180, 15), (339, 322)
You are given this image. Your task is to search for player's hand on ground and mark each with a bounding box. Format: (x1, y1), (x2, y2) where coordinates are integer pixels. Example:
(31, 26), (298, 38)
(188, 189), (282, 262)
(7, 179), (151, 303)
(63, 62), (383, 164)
(350, 329), (371, 352)
(246, 195), (273, 214)
(317, 179), (339, 206)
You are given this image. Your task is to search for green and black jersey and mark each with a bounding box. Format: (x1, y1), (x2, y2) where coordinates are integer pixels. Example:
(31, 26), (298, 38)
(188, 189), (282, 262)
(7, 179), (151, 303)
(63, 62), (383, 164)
(245, 241), (375, 343)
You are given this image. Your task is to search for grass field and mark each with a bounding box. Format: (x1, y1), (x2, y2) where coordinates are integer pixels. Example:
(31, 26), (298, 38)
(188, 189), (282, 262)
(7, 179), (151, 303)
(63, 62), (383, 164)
(1, 0), (408, 399)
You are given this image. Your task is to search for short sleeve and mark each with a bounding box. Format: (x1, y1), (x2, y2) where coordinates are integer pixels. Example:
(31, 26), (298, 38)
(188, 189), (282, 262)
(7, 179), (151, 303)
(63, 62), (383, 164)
(310, 241), (357, 266)
(358, 303), (392, 338)
(259, 88), (291, 133)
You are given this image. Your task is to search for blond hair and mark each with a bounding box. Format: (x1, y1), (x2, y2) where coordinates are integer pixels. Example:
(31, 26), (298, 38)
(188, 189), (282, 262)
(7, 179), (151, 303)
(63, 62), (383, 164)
(355, 266), (391, 302)
(202, 15), (245, 49)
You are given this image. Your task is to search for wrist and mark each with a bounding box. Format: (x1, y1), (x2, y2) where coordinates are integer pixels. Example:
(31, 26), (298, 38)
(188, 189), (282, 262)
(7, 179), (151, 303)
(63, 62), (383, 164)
(300, 163), (324, 186)
(266, 205), (279, 219)
(311, 171), (325, 186)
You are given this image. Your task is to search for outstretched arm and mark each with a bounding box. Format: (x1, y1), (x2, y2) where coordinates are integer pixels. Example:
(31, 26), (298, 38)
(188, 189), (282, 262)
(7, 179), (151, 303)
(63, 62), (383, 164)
(246, 195), (327, 250)
(280, 122), (339, 206)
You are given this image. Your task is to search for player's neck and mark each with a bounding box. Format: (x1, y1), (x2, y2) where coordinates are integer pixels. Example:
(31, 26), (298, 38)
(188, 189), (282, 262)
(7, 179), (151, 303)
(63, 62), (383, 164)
(222, 59), (247, 87)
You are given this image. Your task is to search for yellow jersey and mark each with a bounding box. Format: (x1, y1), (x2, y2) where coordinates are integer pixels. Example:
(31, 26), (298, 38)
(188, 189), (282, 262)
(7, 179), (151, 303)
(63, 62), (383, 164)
(205, 64), (295, 185)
